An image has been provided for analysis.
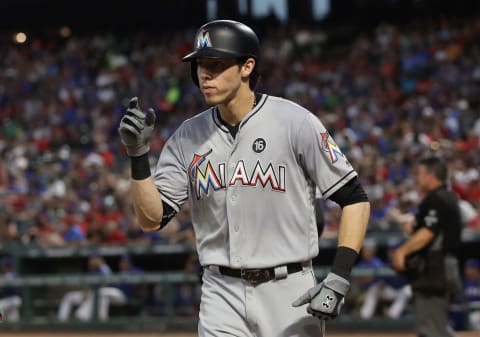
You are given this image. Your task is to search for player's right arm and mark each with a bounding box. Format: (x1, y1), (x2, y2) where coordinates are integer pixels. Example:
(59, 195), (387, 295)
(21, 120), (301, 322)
(131, 176), (164, 232)
(118, 97), (164, 232)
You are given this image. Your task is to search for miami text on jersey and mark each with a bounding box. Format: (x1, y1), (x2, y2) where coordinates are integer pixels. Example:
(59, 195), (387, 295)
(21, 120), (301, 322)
(188, 151), (286, 199)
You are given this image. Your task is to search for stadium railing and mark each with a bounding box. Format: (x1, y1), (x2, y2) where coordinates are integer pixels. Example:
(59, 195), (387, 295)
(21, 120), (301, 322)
(0, 231), (478, 331)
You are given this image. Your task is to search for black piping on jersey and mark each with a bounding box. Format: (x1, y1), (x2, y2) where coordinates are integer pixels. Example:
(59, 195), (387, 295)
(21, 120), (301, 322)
(157, 191), (187, 229)
(157, 188), (185, 211)
(216, 111), (241, 138)
(211, 93), (267, 137)
(212, 108), (230, 133)
(160, 200), (177, 229)
(240, 93), (267, 128)
(321, 170), (356, 197)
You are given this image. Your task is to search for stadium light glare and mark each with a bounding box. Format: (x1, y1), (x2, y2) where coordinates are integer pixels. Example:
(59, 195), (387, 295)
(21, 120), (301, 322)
(59, 26), (72, 38)
(14, 32), (27, 44)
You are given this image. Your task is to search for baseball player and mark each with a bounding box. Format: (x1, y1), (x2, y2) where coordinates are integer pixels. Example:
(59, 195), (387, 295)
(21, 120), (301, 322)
(118, 20), (370, 337)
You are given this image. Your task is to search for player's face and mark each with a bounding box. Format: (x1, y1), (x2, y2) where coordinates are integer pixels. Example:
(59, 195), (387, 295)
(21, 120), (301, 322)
(196, 58), (244, 105)
(88, 256), (102, 269)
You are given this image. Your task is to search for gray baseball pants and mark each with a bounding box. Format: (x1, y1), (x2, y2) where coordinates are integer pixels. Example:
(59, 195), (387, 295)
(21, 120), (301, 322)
(198, 266), (324, 337)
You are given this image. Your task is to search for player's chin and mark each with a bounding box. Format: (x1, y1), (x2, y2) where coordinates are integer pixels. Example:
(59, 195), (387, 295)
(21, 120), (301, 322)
(202, 93), (221, 106)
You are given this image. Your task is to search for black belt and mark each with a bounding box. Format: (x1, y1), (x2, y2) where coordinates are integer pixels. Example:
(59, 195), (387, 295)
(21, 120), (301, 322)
(216, 263), (303, 286)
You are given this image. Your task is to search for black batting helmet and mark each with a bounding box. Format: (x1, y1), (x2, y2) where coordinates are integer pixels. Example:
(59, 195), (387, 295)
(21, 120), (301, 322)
(182, 20), (260, 88)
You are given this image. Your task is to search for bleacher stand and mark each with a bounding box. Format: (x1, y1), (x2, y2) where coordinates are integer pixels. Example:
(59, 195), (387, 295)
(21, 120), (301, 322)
(0, 11), (479, 330)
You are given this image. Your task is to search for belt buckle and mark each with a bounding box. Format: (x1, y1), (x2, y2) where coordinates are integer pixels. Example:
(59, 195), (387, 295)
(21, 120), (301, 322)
(240, 268), (271, 286)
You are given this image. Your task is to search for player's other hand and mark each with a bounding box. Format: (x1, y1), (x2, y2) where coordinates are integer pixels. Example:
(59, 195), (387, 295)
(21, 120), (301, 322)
(118, 97), (156, 157)
(292, 272), (350, 320)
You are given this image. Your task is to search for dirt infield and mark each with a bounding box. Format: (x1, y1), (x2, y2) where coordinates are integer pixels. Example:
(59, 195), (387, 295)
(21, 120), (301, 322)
(3, 333), (479, 337)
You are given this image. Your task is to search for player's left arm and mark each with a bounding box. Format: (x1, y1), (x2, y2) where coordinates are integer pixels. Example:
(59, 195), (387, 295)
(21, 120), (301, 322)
(327, 177), (370, 281)
(334, 184), (370, 252)
(292, 182), (370, 320)
(335, 201), (370, 254)
(292, 112), (371, 319)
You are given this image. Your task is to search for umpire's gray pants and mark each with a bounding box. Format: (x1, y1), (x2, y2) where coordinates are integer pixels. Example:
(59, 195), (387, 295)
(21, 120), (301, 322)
(413, 292), (456, 337)
(198, 266), (324, 337)
(413, 256), (461, 337)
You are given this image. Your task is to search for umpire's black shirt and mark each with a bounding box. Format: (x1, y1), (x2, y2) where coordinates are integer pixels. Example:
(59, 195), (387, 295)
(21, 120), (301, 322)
(414, 185), (462, 256)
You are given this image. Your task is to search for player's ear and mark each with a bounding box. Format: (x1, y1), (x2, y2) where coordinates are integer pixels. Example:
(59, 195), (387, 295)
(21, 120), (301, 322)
(240, 58), (256, 78)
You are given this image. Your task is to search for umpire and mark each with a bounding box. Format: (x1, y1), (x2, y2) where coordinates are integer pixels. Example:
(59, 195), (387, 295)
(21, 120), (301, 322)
(393, 157), (462, 337)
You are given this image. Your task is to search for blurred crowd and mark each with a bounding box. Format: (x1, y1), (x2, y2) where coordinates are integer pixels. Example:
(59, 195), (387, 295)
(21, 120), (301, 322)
(1, 15), (480, 249)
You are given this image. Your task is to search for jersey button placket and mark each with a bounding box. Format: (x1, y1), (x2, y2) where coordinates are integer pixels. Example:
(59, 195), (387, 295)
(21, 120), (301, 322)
(227, 201), (241, 267)
(227, 183), (242, 267)
(227, 146), (243, 267)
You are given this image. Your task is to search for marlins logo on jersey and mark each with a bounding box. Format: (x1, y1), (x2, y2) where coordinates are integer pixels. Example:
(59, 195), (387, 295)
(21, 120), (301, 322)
(320, 132), (345, 163)
(188, 149), (225, 199)
(188, 149), (286, 199)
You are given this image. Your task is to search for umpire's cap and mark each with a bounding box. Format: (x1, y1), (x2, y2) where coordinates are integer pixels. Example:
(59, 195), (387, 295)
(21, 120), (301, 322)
(182, 20), (260, 88)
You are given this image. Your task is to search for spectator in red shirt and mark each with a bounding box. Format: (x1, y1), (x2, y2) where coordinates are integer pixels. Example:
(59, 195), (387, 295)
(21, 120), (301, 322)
(102, 221), (127, 245)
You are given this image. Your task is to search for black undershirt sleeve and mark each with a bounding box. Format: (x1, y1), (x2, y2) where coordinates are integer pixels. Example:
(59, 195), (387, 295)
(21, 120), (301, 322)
(160, 201), (177, 229)
(328, 177), (369, 208)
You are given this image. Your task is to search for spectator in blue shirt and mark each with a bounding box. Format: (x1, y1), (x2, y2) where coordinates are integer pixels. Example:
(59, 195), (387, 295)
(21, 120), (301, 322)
(360, 240), (412, 319)
(58, 254), (126, 321)
(62, 215), (86, 244)
(464, 258), (480, 331)
(348, 239), (385, 317)
(114, 255), (143, 301)
(0, 257), (22, 322)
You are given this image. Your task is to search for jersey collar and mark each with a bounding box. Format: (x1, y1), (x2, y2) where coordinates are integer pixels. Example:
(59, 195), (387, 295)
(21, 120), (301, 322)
(240, 93), (267, 129)
(211, 93), (267, 135)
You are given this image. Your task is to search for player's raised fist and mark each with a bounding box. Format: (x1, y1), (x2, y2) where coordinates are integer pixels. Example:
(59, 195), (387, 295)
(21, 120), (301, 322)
(118, 97), (156, 157)
(129, 96), (140, 109)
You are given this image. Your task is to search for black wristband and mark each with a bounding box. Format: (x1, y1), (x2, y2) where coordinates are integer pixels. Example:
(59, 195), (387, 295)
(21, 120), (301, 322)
(131, 153), (151, 180)
(331, 246), (359, 280)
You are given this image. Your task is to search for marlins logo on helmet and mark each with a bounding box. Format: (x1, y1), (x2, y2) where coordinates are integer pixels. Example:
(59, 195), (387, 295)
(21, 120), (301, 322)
(196, 30), (212, 49)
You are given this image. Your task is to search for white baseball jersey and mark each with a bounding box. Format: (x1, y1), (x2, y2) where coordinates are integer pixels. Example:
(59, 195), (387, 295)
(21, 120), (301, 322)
(154, 94), (356, 268)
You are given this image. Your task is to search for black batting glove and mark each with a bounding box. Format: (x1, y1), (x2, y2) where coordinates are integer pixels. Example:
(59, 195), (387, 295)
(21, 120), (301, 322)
(118, 97), (156, 157)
